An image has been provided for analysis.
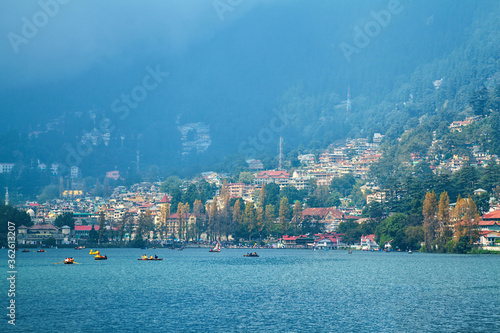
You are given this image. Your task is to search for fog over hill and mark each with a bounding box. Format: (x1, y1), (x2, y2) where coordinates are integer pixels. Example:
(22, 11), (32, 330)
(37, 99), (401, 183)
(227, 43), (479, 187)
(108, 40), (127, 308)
(0, 0), (498, 177)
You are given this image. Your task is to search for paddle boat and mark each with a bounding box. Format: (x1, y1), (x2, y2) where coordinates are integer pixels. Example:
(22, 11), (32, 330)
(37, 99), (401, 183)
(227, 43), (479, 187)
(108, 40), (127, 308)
(75, 246), (85, 250)
(94, 254), (107, 260)
(89, 249), (99, 255)
(243, 252), (259, 257)
(138, 255), (163, 261)
(37, 249), (46, 252)
(22, 249), (30, 252)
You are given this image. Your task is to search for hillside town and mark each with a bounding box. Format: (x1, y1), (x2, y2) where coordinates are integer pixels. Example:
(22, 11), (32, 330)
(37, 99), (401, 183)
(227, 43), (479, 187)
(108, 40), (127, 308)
(8, 130), (500, 252)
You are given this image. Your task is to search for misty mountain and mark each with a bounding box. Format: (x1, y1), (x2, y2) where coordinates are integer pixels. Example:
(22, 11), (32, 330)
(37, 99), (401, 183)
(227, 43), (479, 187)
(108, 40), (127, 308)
(0, 0), (498, 178)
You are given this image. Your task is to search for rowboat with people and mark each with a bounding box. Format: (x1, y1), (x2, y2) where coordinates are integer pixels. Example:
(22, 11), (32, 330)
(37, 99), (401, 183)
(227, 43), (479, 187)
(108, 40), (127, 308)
(64, 258), (74, 264)
(54, 258), (80, 265)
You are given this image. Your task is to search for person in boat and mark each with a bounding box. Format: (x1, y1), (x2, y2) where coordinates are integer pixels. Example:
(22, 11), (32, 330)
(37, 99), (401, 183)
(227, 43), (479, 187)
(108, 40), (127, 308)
(154, 255), (158, 259)
(149, 255), (153, 259)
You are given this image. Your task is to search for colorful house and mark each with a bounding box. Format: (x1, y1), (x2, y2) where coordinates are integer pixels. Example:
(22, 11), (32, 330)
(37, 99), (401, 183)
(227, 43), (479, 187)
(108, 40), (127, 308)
(314, 233), (344, 249)
(479, 231), (500, 246)
(360, 234), (378, 250)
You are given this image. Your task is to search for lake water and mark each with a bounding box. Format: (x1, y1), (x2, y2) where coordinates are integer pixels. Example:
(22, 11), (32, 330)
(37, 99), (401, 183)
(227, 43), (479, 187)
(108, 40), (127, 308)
(2, 248), (499, 332)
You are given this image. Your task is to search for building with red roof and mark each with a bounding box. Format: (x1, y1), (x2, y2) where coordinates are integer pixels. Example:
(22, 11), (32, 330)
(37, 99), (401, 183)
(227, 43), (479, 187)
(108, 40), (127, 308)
(254, 170), (290, 186)
(159, 195), (170, 204)
(479, 230), (500, 246)
(314, 233), (344, 249)
(360, 234), (378, 250)
(479, 210), (500, 232)
(74, 225), (118, 243)
(280, 235), (315, 248)
(302, 207), (346, 232)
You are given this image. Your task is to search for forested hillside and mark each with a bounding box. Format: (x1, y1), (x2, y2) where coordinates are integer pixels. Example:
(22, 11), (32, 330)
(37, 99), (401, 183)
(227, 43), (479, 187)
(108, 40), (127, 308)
(0, 0), (498, 187)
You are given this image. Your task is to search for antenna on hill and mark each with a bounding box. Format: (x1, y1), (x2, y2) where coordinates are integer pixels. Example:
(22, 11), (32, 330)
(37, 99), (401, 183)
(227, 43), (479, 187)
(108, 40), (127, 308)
(346, 86), (351, 115)
(136, 151), (140, 172)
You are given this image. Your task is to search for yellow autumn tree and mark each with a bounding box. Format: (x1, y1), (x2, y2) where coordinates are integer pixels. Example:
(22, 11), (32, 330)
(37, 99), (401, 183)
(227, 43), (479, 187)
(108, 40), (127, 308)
(422, 191), (438, 252)
(437, 191), (453, 251)
(243, 201), (256, 241)
(159, 202), (171, 240)
(451, 195), (480, 245)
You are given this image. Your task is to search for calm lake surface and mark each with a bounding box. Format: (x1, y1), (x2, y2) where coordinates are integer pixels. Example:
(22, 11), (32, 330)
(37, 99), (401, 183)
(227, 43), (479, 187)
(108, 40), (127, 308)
(2, 248), (499, 332)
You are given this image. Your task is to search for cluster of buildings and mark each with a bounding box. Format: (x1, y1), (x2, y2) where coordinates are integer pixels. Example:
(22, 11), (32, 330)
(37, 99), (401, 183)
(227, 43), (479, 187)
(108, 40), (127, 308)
(12, 134), (387, 245)
(404, 116), (500, 174)
(178, 121), (211, 156)
(478, 210), (500, 248)
(280, 233), (378, 250)
(16, 180), (368, 245)
(0, 161), (82, 178)
(14, 173), (500, 252)
(296, 137), (383, 184)
(448, 116), (481, 132)
(17, 182), (166, 245)
(202, 135), (383, 204)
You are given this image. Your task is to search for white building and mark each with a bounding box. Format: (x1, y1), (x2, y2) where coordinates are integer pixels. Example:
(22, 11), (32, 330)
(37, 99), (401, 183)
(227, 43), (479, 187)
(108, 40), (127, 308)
(0, 163), (14, 173)
(71, 166), (81, 179)
(51, 164), (60, 175)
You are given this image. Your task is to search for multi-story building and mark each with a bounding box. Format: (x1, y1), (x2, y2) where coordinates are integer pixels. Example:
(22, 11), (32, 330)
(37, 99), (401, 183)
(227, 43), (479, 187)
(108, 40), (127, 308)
(253, 170), (290, 186)
(246, 159), (264, 170)
(227, 183), (255, 199)
(70, 166), (81, 178)
(0, 163), (14, 173)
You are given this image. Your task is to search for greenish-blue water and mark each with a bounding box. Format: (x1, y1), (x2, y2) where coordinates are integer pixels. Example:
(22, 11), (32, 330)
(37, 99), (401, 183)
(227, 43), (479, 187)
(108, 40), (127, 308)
(1, 248), (499, 332)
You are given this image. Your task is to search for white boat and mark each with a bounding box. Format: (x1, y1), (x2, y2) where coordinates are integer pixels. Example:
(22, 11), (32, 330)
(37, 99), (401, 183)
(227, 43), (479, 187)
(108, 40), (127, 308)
(209, 240), (221, 252)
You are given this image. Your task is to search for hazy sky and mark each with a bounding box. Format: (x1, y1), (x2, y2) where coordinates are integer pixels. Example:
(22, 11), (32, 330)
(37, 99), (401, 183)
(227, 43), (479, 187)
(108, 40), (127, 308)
(0, 0), (497, 173)
(0, 0), (269, 90)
